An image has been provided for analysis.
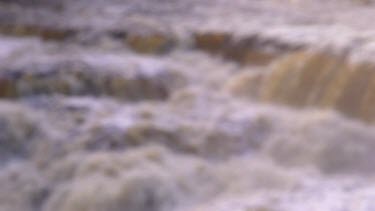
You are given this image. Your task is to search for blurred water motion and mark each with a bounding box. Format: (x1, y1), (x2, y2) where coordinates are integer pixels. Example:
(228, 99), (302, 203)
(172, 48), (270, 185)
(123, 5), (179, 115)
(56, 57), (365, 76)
(1, 0), (375, 210)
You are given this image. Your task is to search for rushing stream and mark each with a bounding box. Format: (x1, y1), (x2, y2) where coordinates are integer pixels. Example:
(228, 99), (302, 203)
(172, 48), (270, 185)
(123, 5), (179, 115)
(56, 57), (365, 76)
(1, 0), (375, 210)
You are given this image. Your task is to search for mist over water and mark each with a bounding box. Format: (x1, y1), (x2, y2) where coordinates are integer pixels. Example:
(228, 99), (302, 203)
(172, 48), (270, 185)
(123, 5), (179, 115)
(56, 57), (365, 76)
(1, 0), (375, 211)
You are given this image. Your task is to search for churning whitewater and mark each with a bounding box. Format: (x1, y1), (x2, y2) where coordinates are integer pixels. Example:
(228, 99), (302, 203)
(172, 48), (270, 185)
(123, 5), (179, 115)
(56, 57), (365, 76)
(1, 0), (375, 210)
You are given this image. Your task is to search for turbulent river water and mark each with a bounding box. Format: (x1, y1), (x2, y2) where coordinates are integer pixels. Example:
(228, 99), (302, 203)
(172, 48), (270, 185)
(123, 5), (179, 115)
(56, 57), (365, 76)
(2, 0), (375, 211)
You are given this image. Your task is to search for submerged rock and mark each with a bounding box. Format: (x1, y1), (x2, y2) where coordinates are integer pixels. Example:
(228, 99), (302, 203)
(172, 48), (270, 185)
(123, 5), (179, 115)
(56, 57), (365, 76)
(124, 20), (175, 54)
(0, 24), (75, 41)
(194, 32), (232, 54)
(127, 34), (175, 54)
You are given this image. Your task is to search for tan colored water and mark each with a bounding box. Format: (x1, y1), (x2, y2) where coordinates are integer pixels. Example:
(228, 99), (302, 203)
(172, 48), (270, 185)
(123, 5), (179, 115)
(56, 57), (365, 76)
(2, 0), (375, 211)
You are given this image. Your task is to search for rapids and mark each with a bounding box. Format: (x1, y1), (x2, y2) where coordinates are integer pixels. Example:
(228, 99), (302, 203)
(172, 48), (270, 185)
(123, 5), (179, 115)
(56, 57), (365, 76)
(1, 0), (375, 211)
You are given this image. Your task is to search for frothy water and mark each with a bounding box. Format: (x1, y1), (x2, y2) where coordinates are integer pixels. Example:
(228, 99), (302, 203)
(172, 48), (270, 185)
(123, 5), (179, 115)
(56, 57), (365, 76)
(1, 0), (375, 211)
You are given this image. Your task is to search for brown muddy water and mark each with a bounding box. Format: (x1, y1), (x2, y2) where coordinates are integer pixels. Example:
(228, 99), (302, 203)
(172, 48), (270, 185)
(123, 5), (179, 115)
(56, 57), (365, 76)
(2, 0), (375, 211)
